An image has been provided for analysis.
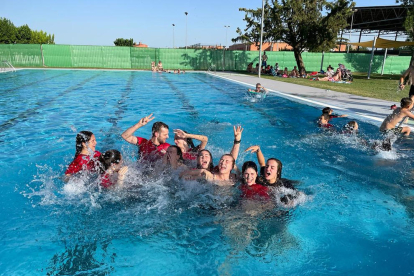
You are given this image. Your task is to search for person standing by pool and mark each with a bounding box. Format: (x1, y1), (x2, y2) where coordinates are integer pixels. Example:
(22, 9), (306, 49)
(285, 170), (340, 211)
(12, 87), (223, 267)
(399, 60), (414, 100)
(121, 114), (170, 162)
(173, 129), (208, 161)
(65, 131), (101, 178)
(99, 149), (129, 189)
(262, 51), (268, 68)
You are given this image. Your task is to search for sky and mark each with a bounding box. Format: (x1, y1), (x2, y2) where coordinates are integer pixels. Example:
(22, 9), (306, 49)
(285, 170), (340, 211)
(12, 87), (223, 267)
(1, 0), (402, 48)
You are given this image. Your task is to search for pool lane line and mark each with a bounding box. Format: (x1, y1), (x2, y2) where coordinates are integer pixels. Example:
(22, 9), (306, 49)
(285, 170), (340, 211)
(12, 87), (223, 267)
(101, 72), (135, 150)
(0, 72), (104, 133)
(205, 72), (386, 124)
(1, 72), (72, 93)
(193, 74), (287, 127)
(160, 74), (199, 119)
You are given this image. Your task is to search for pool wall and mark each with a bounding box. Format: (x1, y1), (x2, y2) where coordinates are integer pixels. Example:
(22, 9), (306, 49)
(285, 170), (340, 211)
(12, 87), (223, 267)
(0, 44), (410, 73)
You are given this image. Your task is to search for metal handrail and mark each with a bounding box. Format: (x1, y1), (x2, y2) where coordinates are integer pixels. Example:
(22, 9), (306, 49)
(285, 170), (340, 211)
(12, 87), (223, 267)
(1, 60), (16, 72)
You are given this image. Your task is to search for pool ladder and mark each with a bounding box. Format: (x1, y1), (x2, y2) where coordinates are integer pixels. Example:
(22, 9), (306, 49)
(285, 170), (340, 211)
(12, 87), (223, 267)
(208, 64), (216, 74)
(1, 60), (16, 72)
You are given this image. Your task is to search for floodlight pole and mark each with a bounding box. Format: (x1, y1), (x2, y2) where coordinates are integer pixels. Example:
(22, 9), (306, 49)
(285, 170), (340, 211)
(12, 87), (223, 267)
(185, 12), (188, 50)
(258, 0), (265, 78)
(172, 24), (175, 48)
(367, 37), (377, 79)
(347, 9), (357, 53)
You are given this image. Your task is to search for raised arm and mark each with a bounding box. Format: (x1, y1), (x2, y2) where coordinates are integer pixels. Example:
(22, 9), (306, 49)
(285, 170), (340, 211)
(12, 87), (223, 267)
(121, 114), (155, 145)
(230, 125), (243, 161)
(180, 168), (213, 181)
(245, 145), (266, 167)
(174, 129), (208, 150)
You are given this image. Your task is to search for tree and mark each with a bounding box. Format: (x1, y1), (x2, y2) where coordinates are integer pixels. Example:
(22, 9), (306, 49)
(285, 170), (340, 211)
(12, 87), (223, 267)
(16, 24), (32, 44)
(30, 30), (54, 44)
(0, 17), (17, 44)
(234, 0), (354, 72)
(114, 38), (134, 47)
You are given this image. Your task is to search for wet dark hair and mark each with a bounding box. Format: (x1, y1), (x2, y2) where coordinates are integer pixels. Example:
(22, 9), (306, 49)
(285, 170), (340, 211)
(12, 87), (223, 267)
(242, 161), (258, 174)
(74, 131), (94, 158)
(267, 158), (282, 181)
(196, 149), (214, 171)
(152, 122), (169, 136)
(99, 149), (122, 172)
(401, 97), (413, 108)
(344, 121), (358, 131)
(242, 161), (258, 184)
(168, 145), (184, 162)
(322, 107), (332, 114)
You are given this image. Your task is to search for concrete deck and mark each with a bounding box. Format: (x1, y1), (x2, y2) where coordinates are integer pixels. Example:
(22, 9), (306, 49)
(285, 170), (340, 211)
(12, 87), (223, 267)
(211, 72), (400, 127)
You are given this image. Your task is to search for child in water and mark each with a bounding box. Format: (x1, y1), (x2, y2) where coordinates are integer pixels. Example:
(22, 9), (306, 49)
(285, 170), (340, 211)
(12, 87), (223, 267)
(99, 149), (129, 189)
(248, 83), (268, 93)
(318, 107), (348, 128)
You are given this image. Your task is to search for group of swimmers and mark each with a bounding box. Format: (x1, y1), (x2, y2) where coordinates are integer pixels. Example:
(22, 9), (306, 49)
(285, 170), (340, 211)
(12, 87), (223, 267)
(65, 113), (299, 203)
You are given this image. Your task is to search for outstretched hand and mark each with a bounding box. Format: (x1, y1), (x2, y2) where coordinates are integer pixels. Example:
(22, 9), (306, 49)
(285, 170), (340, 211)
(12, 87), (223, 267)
(174, 129), (187, 139)
(139, 113), (155, 126)
(245, 145), (260, 153)
(233, 125), (244, 141)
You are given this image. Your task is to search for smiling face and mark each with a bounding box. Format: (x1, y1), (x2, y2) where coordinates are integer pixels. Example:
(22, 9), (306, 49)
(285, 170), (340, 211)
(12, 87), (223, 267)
(264, 159), (279, 183)
(84, 134), (96, 152)
(197, 150), (211, 170)
(166, 146), (180, 163)
(155, 127), (169, 144)
(243, 167), (257, 186)
(218, 155), (234, 174)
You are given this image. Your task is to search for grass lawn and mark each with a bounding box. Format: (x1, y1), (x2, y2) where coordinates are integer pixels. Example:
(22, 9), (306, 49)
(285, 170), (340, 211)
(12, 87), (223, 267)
(237, 71), (406, 103)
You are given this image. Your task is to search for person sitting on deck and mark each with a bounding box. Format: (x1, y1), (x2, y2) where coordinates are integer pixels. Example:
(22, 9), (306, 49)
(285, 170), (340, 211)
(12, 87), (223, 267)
(121, 114), (170, 162)
(290, 66), (299, 77)
(318, 68), (341, 82)
(318, 107), (348, 128)
(380, 97), (414, 136)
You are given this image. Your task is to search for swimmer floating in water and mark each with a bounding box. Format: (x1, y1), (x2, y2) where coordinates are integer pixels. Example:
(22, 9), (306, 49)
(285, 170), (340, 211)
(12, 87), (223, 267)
(318, 107), (347, 128)
(99, 149), (129, 189)
(65, 131), (101, 180)
(248, 83), (268, 93)
(239, 161), (269, 200)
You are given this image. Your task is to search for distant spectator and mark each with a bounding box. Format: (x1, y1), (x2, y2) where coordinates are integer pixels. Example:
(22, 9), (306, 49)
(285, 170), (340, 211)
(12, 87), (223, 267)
(262, 51), (268, 67)
(247, 62), (253, 73)
(290, 66), (299, 77)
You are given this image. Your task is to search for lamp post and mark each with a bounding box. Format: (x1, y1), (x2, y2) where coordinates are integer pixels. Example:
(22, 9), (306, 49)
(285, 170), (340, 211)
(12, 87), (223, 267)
(172, 24), (175, 48)
(185, 12), (188, 49)
(347, 9), (358, 53)
(258, 0), (265, 78)
(224, 25), (230, 49)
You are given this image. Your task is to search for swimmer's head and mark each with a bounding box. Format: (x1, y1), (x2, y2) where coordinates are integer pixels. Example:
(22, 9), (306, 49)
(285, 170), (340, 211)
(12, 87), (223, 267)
(401, 97), (413, 109)
(256, 83), (262, 89)
(166, 145), (184, 163)
(265, 158), (282, 183)
(99, 149), (122, 172)
(152, 122), (169, 144)
(218, 154), (235, 174)
(242, 161), (258, 186)
(75, 131), (95, 157)
(344, 121), (358, 131)
(322, 107), (332, 114)
(196, 149), (214, 171)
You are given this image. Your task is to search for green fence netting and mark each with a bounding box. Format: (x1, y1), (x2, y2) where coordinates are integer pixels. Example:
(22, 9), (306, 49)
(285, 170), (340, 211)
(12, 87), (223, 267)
(0, 44), (43, 67)
(1, 44), (412, 73)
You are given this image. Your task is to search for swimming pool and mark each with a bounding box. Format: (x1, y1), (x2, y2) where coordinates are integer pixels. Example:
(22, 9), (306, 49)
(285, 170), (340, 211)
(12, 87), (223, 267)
(1, 69), (414, 275)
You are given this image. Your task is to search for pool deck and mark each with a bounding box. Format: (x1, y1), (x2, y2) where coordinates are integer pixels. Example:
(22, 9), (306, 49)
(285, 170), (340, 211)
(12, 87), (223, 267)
(211, 72), (399, 127)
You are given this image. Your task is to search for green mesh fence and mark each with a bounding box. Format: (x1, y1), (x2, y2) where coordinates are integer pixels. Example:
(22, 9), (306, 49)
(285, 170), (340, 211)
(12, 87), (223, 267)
(1, 44), (412, 74)
(0, 44), (43, 67)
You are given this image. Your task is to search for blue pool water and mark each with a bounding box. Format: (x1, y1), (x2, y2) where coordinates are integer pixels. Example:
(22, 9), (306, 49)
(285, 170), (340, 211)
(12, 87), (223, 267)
(1, 69), (414, 275)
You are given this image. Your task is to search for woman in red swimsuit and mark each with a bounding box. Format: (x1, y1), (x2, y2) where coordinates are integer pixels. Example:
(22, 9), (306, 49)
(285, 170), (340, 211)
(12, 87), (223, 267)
(99, 149), (128, 189)
(239, 161), (269, 200)
(65, 131), (101, 178)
